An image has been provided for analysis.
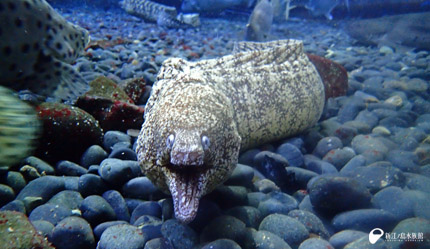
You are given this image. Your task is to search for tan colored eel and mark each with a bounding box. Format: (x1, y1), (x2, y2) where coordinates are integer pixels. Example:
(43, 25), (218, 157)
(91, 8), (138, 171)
(136, 39), (325, 223)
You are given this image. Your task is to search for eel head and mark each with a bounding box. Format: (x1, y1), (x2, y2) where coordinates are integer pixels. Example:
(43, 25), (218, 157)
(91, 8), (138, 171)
(137, 83), (241, 223)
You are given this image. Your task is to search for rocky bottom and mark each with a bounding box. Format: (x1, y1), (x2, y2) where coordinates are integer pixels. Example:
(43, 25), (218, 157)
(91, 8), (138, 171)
(1, 4), (430, 249)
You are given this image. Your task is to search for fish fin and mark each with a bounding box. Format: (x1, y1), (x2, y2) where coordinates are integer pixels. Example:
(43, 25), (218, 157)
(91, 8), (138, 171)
(14, 56), (89, 103)
(0, 86), (41, 167)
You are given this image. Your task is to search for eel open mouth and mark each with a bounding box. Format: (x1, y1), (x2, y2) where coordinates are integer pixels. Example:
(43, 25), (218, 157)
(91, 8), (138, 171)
(165, 165), (208, 223)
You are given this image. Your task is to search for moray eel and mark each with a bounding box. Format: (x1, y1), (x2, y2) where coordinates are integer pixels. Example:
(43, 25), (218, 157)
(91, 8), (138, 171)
(0, 0), (90, 102)
(136, 39), (325, 223)
(120, 0), (197, 28)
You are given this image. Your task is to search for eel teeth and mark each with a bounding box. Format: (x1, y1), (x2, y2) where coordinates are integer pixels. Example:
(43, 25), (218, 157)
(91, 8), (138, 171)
(168, 169), (206, 223)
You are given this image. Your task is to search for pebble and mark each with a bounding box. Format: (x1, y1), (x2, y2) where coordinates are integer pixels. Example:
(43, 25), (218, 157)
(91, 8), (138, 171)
(386, 149), (419, 172)
(322, 148), (356, 170)
(389, 217), (430, 249)
(201, 215), (247, 244)
(404, 173), (430, 194)
(48, 190), (84, 211)
(108, 147), (138, 161)
(244, 229), (292, 249)
(341, 164), (405, 193)
(16, 176), (65, 204)
(144, 238), (174, 249)
(226, 206), (262, 228)
(122, 176), (161, 199)
(285, 167), (318, 189)
(80, 195), (117, 226)
(276, 142), (305, 167)
(208, 185), (248, 209)
(354, 110), (379, 128)
(56, 160), (88, 176)
(224, 164), (254, 188)
(98, 158), (141, 187)
(201, 239), (242, 249)
(98, 224), (148, 249)
(343, 236), (388, 249)
(0, 199), (26, 213)
(332, 209), (398, 232)
(329, 230), (367, 249)
(308, 175), (371, 214)
(93, 220), (129, 239)
(238, 149), (261, 167)
(406, 190), (430, 219)
(81, 145), (108, 168)
(298, 238), (334, 249)
(103, 131), (131, 151)
(254, 179), (281, 193)
(305, 157), (339, 174)
(130, 201), (162, 223)
(134, 215), (163, 240)
(102, 190), (131, 222)
(0, 184), (15, 207)
(29, 203), (73, 225)
(189, 199), (222, 231)
(333, 124), (357, 145)
(31, 219), (54, 238)
(337, 97), (365, 123)
(22, 156), (55, 175)
(247, 192), (267, 208)
(288, 209), (330, 239)
(161, 219), (199, 249)
(372, 186), (414, 220)
(253, 151), (292, 191)
(259, 213), (309, 248)
(51, 216), (95, 249)
(78, 174), (108, 197)
(351, 134), (389, 156)
(4, 171), (26, 193)
(258, 191), (298, 217)
(313, 137), (343, 158)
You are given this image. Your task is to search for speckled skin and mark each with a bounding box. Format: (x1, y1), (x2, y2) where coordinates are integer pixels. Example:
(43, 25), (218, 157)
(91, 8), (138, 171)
(120, 0), (190, 28)
(136, 39), (325, 223)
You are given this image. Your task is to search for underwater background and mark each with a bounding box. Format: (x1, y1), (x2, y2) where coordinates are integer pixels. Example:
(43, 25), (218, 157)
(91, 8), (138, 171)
(1, 0), (430, 248)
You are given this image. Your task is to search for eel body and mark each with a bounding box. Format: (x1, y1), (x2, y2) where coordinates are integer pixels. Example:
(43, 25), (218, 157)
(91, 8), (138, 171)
(136, 39), (325, 223)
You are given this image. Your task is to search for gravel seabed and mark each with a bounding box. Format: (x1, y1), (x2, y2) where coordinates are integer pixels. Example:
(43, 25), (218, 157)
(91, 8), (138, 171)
(1, 4), (430, 249)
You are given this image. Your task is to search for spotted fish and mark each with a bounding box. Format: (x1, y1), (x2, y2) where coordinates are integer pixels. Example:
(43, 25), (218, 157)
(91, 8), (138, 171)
(120, 0), (195, 28)
(136, 39), (325, 223)
(0, 86), (41, 168)
(0, 0), (90, 102)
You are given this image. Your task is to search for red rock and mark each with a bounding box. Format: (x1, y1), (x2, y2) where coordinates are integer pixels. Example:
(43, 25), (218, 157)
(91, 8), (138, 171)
(306, 53), (348, 100)
(0, 211), (54, 249)
(35, 102), (103, 164)
(119, 77), (147, 103)
(76, 76), (145, 132)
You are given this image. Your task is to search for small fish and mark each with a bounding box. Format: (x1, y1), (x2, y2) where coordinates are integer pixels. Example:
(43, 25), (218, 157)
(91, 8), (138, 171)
(0, 86), (41, 168)
(245, 0), (273, 41)
(0, 0), (90, 102)
(305, 0), (340, 20)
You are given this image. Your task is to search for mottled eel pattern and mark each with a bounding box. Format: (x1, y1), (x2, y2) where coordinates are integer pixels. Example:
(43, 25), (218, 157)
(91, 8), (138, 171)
(136, 39), (325, 223)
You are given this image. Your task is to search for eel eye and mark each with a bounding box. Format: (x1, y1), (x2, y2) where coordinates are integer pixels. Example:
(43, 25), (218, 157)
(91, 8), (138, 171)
(201, 135), (210, 150)
(166, 134), (175, 149)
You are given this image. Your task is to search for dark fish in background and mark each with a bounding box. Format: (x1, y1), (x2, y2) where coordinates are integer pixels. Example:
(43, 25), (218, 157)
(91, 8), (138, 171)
(305, 0), (349, 20)
(345, 12), (430, 52)
(0, 0), (90, 102)
(245, 0), (273, 41)
(0, 86), (41, 168)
